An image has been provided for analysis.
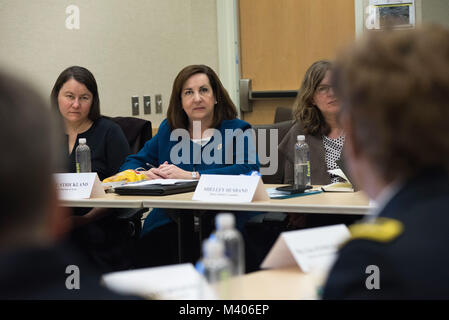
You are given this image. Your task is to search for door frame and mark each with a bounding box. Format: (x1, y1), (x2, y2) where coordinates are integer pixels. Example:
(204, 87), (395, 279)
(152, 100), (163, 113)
(216, 0), (241, 117)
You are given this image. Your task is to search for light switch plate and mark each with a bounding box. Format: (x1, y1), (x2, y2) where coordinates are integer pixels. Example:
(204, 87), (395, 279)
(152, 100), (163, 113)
(155, 94), (162, 114)
(132, 96), (139, 116)
(143, 95), (151, 114)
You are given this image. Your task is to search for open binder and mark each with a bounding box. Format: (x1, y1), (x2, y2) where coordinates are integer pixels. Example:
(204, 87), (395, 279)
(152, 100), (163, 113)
(114, 180), (198, 196)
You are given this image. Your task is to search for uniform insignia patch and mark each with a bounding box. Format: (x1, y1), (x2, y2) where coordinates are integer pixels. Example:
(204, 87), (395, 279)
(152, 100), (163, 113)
(348, 217), (404, 243)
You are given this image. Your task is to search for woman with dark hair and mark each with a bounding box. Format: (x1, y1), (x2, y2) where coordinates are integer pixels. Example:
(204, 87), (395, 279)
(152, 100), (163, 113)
(119, 64), (259, 267)
(51, 66), (132, 271)
(51, 66), (130, 181)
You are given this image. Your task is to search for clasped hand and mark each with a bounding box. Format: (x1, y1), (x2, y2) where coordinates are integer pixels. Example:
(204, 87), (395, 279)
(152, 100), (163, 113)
(144, 161), (192, 180)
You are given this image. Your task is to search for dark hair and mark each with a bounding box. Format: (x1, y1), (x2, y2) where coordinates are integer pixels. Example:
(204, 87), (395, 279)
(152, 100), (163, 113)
(0, 71), (64, 232)
(333, 24), (449, 182)
(292, 60), (332, 136)
(166, 64), (237, 129)
(50, 66), (101, 121)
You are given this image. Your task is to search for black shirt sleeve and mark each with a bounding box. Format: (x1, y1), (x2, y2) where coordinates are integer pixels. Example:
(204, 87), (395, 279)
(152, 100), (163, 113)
(67, 117), (131, 181)
(103, 122), (131, 178)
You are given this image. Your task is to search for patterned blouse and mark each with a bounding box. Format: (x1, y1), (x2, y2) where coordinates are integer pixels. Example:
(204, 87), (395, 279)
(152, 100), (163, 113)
(323, 135), (345, 183)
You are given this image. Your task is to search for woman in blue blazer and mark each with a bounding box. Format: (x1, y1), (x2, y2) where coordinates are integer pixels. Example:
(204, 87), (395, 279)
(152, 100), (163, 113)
(120, 65), (260, 266)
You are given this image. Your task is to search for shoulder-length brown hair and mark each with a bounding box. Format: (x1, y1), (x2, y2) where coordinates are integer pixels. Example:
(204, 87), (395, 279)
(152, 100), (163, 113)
(50, 66), (101, 121)
(167, 64), (237, 129)
(292, 60), (332, 136)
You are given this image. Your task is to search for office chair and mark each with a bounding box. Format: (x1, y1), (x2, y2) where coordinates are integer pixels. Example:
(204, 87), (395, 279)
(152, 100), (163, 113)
(273, 106), (293, 123)
(108, 116), (153, 153)
(97, 116), (153, 270)
(252, 119), (294, 184)
(244, 118), (294, 272)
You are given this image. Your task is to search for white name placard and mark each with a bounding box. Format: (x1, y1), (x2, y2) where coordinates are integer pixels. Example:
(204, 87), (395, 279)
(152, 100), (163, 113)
(102, 263), (215, 300)
(261, 224), (351, 273)
(192, 174), (269, 203)
(54, 173), (105, 200)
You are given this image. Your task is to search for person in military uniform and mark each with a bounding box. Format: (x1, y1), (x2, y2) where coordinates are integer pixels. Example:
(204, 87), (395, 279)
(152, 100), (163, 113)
(322, 25), (449, 299)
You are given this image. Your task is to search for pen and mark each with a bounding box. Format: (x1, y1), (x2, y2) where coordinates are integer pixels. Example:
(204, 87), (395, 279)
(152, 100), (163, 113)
(146, 163), (156, 169)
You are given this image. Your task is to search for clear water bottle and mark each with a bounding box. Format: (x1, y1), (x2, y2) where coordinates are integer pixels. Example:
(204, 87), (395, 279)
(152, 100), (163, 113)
(294, 135), (311, 187)
(214, 213), (245, 276)
(75, 138), (91, 173)
(196, 237), (231, 285)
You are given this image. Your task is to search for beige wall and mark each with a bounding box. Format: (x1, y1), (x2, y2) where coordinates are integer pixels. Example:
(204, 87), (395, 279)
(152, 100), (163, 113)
(0, 0), (218, 129)
(422, 0), (449, 28)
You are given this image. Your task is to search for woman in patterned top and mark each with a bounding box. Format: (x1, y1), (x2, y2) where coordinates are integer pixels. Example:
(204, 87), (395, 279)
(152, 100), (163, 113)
(279, 60), (345, 185)
(278, 60), (359, 228)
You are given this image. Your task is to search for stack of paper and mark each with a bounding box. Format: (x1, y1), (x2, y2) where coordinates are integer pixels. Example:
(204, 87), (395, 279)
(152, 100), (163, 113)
(321, 169), (354, 192)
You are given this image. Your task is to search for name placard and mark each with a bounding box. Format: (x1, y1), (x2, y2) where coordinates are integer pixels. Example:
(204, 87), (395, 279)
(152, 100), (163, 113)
(192, 174), (269, 203)
(54, 173), (105, 200)
(102, 263), (215, 300)
(261, 224), (350, 273)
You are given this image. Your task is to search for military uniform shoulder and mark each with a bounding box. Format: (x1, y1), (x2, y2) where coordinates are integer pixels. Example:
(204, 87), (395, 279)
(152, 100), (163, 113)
(348, 217), (404, 243)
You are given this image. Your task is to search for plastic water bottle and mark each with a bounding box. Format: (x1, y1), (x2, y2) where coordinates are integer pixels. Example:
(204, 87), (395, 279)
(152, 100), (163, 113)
(294, 135), (311, 187)
(75, 138), (91, 173)
(214, 213), (245, 276)
(196, 237), (231, 284)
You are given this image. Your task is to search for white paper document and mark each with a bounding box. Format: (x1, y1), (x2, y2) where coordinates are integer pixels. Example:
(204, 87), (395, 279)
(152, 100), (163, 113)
(192, 174), (269, 203)
(328, 168), (349, 182)
(102, 263), (216, 300)
(321, 169), (354, 192)
(261, 224), (351, 273)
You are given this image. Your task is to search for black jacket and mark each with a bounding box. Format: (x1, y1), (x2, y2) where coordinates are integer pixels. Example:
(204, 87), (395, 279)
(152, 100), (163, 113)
(323, 168), (449, 299)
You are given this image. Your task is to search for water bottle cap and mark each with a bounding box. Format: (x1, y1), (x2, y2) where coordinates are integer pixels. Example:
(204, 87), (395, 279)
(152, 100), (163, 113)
(215, 213), (235, 230)
(79, 138), (87, 144)
(203, 238), (225, 258)
(297, 135), (305, 141)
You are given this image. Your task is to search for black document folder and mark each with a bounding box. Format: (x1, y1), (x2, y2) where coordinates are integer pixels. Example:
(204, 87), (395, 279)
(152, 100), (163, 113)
(114, 180), (199, 196)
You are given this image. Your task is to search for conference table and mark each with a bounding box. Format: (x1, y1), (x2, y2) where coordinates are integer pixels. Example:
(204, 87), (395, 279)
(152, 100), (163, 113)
(61, 185), (371, 262)
(61, 185), (371, 300)
(212, 266), (327, 300)
(62, 184), (371, 213)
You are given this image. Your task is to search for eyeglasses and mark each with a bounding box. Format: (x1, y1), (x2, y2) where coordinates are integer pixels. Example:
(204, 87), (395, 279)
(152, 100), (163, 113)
(316, 84), (334, 95)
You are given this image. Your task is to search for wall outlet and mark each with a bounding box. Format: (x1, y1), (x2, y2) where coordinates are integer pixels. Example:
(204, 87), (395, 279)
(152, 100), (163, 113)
(155, 94), (162, 114)
(132, 96), (139, 116)
(143, 95), (151, 114)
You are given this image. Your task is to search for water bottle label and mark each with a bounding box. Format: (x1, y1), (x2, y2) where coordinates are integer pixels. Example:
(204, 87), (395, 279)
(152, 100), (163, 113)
(306, 161), (310, 177)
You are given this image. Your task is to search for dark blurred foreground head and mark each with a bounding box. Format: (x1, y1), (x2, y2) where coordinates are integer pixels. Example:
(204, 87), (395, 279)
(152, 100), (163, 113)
(333, 24), (449, 196)
(0, 71), (68, 249)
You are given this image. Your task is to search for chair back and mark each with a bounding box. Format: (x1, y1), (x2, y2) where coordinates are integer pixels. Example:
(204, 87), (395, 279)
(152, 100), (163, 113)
(274, 106), (293, 123)
(252, 120), (294, 184)
(109, 116), (152, 153)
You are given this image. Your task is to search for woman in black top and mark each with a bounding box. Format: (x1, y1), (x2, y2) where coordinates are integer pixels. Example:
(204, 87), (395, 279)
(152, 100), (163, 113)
(51, 66), (132, 271)
(51, 66), (130, 182)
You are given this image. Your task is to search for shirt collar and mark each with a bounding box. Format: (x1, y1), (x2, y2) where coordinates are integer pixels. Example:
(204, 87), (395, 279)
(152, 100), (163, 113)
(362, 179), (403, 222)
